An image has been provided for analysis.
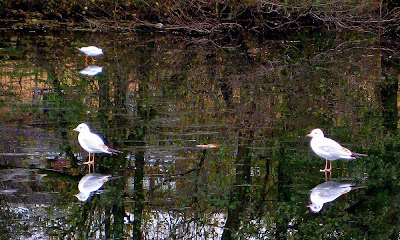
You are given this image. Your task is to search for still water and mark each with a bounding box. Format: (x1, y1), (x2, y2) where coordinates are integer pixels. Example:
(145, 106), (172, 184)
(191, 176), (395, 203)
(0, 29), (399, 239)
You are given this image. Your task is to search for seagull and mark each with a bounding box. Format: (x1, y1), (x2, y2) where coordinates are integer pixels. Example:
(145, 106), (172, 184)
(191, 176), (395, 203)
(307, 128), (366, 172)
(77, 46), (103, 63)
(79, 65), (103, 76)
(308, 181), (354, 212)
(75, 173), (111, 201)
(73, 123), (121, 172)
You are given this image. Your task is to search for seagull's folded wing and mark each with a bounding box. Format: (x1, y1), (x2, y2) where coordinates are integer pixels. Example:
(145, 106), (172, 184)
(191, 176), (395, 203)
(79, 174), (110, 192)
(320, 145), (352, 155)
(83, 133), (107, 152)
(318, 137), (352, 156)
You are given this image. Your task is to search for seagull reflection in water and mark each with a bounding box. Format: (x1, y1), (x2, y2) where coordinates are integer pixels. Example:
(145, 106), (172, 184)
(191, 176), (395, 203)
(308, 180), (356, 213)
(79, 65), (103, 76)
(75, 173), (111, 201)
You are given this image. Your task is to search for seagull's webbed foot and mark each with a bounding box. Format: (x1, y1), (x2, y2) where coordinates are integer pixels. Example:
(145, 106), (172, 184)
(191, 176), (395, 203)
(83, 153), (94, 165)
(319, 160), (332, 172)
(83, 153), (95, 173)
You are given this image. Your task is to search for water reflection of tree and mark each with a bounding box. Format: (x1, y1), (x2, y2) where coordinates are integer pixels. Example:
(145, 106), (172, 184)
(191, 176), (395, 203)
(127, 37), (157, 240)
(218, 69), (267, 239)
(2, 29), (400, 239)
(221, 143), (252, 239)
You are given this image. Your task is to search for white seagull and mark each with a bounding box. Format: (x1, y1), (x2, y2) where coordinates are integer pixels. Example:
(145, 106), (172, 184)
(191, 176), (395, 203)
(77, 46), (103, 63)
(308, 181), (353, 212)
(307, 128), (366, 172)
(75, 173), (111, 201)
(73, 123), (121, 172)
(79, 65), (103, 76)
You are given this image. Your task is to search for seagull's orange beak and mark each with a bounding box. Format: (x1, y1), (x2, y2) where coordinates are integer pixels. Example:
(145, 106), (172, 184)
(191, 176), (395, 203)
(73, 128), (78, 132)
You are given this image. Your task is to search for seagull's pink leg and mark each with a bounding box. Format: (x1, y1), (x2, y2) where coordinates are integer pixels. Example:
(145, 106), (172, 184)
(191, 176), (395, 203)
(85, 153), (95, 173)
(324, 170), (332, 181)
(88, 153), (92, 173)
(84, 56), (88, 64)
(83, 153), (95, 172)
(92, 154), (95, 172)
(327, 161), (332, 172)
(84, 153), (90, 164)
(320, 159), (331, 172)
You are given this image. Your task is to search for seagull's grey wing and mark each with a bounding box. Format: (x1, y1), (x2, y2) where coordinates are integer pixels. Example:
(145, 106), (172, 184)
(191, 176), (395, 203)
(320, 146), (352, 154)
(82, 175), (109, 187)
(82, 180), (105, 191)
(316, 186), (351, 202)
(82, 133), (107, 152)
(78, 174), (110, 192)
(314, 191), (341, 203)
(318, 138), (352, 156)
(320, 146), (353, 159)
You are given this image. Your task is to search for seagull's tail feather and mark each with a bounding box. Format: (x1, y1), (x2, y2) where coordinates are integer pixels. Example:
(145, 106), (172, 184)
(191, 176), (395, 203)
(350, 185), (367, 190)
(351, 152), (367, 158)
(108, 147), (123, 154)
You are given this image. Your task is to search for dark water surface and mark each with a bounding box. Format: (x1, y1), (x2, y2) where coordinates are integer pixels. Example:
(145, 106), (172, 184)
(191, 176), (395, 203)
(0, 29), (400, 239)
